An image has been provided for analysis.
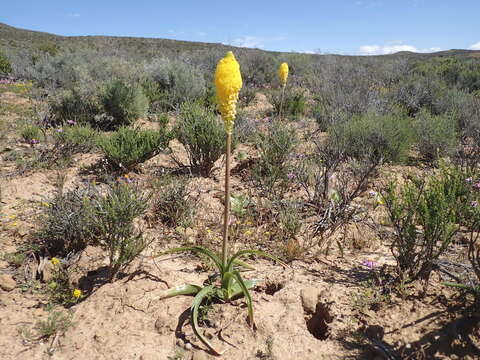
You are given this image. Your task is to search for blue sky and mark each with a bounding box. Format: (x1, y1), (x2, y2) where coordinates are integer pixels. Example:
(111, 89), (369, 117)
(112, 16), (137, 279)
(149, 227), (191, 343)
(1, 0), (479, 54)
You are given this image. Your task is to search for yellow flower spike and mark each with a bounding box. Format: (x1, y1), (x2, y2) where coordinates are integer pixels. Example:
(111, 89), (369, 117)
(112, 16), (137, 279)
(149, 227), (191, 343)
(279, 62), (289, 87)
(51, 257), (60, 265)
(73, 289), (82, 299)
(9, 214), (16, 219)
(214, 51), (243, 134)
(11, 222), (18, 227)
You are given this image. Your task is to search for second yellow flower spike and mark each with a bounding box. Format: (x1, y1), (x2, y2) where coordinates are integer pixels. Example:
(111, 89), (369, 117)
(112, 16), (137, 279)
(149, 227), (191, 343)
(279, 62), (289, 87)
(214, 51), (243, 134)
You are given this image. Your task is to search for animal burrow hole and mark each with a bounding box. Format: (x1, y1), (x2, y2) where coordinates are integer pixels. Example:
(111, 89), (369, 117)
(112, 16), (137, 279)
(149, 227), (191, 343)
(306, 302), (334, 340)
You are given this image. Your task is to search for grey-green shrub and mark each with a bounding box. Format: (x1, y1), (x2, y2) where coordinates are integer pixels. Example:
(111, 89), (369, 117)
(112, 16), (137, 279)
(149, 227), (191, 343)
(267, 88), (307, 120)
(101, 80), (149, 129)
(53, 124), (98, 153)
(92, 182), (149, 281)
(252, 122), (298, 191)
(20, 124), (42, 143)
(413, 108), (458, 161)
(329, 110), (414, 163)
(35, 185), (98, 256)
(49, 89), (103, 128)
(145, 59), (206, 110)
(173, 102), (226, 177)
(151, 176), (195, 227)
(96, 126), (170, 170)
(0, 49), (12, 74)
(382, 166), (468, 286)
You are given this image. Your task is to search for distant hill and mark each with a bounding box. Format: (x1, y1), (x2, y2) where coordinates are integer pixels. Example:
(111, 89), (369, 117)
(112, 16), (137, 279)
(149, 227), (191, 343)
(1, 22), (479, 60)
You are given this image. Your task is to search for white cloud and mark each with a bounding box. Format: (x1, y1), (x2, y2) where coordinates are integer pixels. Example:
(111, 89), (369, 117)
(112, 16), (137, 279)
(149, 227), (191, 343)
(67, 13), (80, 17)
(359, 43), (441, 55)
(231, 35), (286, 49)
(469, 42), (480, 50)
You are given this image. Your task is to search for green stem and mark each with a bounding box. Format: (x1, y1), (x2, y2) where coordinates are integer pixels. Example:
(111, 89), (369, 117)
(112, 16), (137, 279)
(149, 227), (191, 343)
(222, 132), (232, 268)
(279, 84), (286, 120)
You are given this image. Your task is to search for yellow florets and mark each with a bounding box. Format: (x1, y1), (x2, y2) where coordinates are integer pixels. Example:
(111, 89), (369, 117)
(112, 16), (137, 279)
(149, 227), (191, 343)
(214, 51), (243, 134)
(279, 62), (289, 86)
(51, 257), (60, 265)
(73, 289), (82, 299)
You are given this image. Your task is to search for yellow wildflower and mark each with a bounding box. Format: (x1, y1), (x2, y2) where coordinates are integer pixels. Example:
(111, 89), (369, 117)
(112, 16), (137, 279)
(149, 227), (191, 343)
(279, 62), (289, 87)
(9, 214), (16, 219)
(214, 51), (242, 134)
(244, 230), (253, 236)
(11, 222), (18, 227)
(73, 289), (82, 299)
(51, 257), (60, 265)
(41, 202), (49, 207)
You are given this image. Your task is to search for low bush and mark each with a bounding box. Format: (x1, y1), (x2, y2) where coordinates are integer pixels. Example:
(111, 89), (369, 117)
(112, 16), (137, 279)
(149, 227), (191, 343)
(0, 49), (12, 75)
(35, 185), (99, 256)
(150, 176), (196, 227)
(92, 182), (150, 281)
(53, 124), (98, 153)
(101, 80), (149, 129)
(49, 89), (103, 128)
(145, 59), (206, 111)
(96, 126), (170, 170)
(267, 88), (307, 120)
(173, 101), (226, 177)
(20, 124), (42, 144)
(328, 110), (414, 164)
(252, 122), (297, 192)
(413, 108), (458, 161)
(381, 166), (469, 288)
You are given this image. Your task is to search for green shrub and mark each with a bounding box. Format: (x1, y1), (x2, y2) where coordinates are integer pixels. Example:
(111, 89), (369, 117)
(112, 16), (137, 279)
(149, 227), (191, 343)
(92, 182), (149, 281)
(53, 124), (98, 153)
(329, 110), (413, 163)
(150, 176), (195, 227)
(173, 102), (226, 177)
(267, 88), (307, 120)
(20, 124), (42, 143)
(96, 126), (170, 170)
(382, 166), (468, 287)
(0, 50), (12, 74)
(49, 89), (103, 128)
(101, 80), (149, 129)
(413, 108), (458, 161)
(35, 185), (99, 256)
(146, 60), (206, 110)
(252, 122), (298, 191)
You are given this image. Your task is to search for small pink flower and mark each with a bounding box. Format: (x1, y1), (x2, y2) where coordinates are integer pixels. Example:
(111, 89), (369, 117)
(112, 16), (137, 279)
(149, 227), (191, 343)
(66, 120), (76, 125)
(287, 173), (296, 180)
(474, 182), (480, 190)
(465, 177), (473, 183)
(56, 128), (64, 133)
(472, 201), (479, 208)
(30, 139), (39, 145)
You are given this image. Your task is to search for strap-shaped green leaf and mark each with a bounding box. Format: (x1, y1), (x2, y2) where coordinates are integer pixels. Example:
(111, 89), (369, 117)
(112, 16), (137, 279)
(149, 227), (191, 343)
(227, 249), (287, 272)
(191, 285), (223, 355)
(159, 246), (224, 272)
(157, 284), (202, 299)
(232, 270), (254, 327)
(230, 279), (259, 298)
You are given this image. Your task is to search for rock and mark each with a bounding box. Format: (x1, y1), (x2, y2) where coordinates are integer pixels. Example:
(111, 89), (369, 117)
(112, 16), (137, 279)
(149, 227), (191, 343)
(184, 342), (193, 351)
(0, 260), (9, 269)
(42, 260), (55, 282)
(300, 287), (320, 314)
(0, 274), (16, 291)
